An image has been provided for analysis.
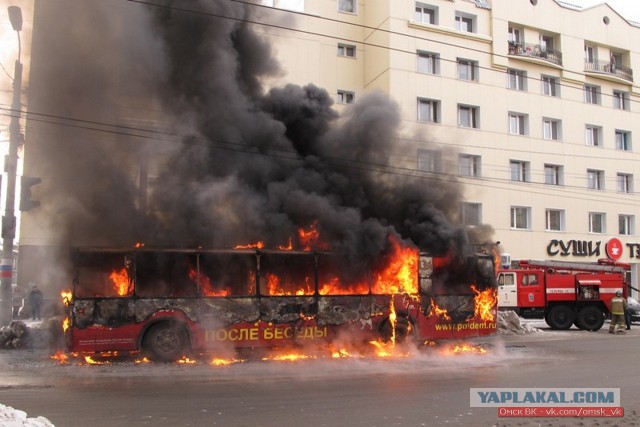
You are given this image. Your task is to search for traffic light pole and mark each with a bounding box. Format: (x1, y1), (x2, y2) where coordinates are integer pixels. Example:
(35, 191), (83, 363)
(0, 58), (22, 326)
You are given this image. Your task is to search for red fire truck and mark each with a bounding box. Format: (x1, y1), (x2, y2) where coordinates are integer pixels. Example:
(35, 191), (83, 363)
(63, 242), (498, 361)
(498, 259), (629, 331)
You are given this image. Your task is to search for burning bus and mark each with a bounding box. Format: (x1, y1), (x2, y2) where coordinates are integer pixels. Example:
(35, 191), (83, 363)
(62, 236), (498, 362)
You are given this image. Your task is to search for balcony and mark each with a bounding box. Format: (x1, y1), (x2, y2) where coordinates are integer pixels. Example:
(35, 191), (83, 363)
(507, 41), (562, 66)
(584, 59), (633, 82)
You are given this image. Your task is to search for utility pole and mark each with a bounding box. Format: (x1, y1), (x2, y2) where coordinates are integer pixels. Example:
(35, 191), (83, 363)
(1, 6), (23, 326)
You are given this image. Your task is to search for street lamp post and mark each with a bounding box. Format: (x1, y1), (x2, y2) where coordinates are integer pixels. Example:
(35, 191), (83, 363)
(1, 6), (23, 326)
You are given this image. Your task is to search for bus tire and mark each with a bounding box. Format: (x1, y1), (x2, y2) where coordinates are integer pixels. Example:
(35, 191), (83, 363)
(380, 315), (412, 343)
(546, 305), (575, 330)
(142, 322), (189, 363)
(576, 306), (605, 331)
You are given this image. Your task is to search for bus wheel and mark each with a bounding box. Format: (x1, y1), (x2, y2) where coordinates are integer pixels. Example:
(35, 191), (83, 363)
(546, 305), (575, 330)
(380, 315), (412, 343)
(143, 322), (188, 363)
(576, 306), (604, 331)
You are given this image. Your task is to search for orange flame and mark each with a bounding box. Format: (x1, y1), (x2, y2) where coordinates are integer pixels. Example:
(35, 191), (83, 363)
(265, 273), (313, 296)
(60, 289), (72, 306)
(50, 352), (69, 364)
(234, 241), (264, 250)
(134, 357), (151, 364)
(109, 268), (132, 296)
(298, 221), (329, 250)
(188, 266), (230, 297)
(277, 238), (293, 250)
(135, 242), (144, 248)
(177, 356), (196, 364)
(318, 276), (368, 295)
(62, 316), (70, 333)
(471, 285), (497, 322)
(429, 299), (451, 320)
(211, 358), (244, 366)
(371, 237), (419, 294)
(440, 343), (487, 355)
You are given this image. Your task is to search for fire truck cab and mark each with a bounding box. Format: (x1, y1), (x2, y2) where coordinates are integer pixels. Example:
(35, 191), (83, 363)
(498, 259), (629, 331)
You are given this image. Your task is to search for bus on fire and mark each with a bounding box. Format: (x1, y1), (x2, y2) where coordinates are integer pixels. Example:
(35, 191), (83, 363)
(63, 239), (498, 362)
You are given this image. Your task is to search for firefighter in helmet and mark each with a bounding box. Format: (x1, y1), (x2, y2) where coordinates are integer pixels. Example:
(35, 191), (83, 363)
(609, 290), (627, 334)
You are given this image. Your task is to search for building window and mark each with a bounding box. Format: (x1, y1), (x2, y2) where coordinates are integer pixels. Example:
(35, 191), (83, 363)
(589, 212), (605, 234)
(417, 51), (439, 74)
(543, 118), (561, 140)
(460, 202), (481, 226)
(511, 206), (531, 230)
(508, 26), (522, 43)
(417, 98), (440, 123)
(509, 113), (527, 135)
(417, 149), (442, 172)
(613, 90), (629, 111)
(584, 44), (596, 62)
(337, 90), (355, 104)
(584, 84), (600, 104)
(585, 125), (602, 147)
(541, 75), (559, 97)
(457, 59), (478, 81)
(619, 214), (634, 235)
(544, 164), (563, 185)
(540, 34), (555, 51)
(510, 160), (529, 182)
(587, 169), (604, 190)
(338, 0), (355, 13)
(415, 2), (437, 24)
(546, 209), (564, 232)
(337, 43), (356, 58)
(459, 154), (481, 178)
(617, 173), (633, 193)
(507, 69), (527, 91)
(455, 13), (475, 33)
(458, 104), (479, 128)
(615, 130), (631, 151)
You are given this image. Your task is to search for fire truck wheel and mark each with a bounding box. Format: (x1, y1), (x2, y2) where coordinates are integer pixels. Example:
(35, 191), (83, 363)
(576, 306), (605, 331)
(546, 305), (575, 330)
(142, 322), (189, 363)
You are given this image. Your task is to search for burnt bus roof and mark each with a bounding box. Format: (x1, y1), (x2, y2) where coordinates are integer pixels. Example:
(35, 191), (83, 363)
(71, 247), (492, 259)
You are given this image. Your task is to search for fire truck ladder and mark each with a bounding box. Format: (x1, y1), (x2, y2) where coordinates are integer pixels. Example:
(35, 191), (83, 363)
(519, 259), (628, 275)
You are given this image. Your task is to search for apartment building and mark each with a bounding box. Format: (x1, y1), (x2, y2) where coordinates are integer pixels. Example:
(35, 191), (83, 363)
(257, 0), (640, 283)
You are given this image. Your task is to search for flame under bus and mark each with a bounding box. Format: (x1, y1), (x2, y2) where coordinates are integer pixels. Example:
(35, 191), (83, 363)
(65, 247), (498, 362)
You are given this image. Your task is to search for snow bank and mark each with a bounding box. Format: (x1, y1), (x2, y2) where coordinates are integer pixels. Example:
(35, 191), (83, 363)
(0, 404), (55, 427)
(497, 310), (541, 335)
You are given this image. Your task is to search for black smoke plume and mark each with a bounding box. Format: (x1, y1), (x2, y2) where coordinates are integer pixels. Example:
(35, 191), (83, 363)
(26, 0), (494, 276)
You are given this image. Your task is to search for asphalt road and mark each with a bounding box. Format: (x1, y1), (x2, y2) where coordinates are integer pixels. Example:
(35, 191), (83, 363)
(0, 321), (638, 427)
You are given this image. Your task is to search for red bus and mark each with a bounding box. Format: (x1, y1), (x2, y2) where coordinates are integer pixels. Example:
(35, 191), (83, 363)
(64, 241), (498, 361)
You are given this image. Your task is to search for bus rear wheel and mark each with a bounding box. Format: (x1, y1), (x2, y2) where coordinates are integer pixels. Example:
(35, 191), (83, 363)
(143, 322), (188, 363)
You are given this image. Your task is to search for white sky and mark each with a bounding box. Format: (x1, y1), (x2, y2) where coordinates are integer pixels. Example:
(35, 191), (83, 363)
(575, 0), (640, 21)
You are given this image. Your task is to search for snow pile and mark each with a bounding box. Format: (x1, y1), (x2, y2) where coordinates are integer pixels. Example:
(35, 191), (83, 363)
(0, 403), (55, 427)
(497, 311), (541, 335)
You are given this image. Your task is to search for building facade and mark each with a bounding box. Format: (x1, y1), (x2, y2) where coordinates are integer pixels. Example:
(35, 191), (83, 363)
(256, 0), (640, 287)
